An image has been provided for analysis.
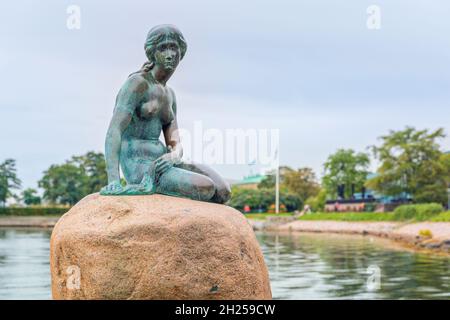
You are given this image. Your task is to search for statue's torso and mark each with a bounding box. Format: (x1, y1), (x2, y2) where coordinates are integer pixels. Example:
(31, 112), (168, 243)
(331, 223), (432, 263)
(121, 79), (175, 166)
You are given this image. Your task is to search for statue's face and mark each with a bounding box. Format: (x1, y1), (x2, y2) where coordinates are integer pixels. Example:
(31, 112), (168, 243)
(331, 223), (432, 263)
(153, 40), (181, 72)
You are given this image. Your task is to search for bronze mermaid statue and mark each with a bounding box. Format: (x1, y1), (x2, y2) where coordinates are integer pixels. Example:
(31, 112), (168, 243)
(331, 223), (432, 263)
(100, 25), (230, 204)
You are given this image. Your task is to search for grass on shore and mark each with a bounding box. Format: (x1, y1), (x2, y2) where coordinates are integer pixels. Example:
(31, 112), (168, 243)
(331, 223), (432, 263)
(245, 211), (450, 222)
(244, 213), (292, 220)
(299, 211), (450, 222)
(298, 212), (394, 222)
(0, 207), (68, 216)
(430, 211), (450, 222)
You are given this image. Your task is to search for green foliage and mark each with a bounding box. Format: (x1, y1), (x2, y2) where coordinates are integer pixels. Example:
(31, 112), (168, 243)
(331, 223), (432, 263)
(366, 127), (449, 205)
(21, 188), (41, 206)
(258, 174), (276, 189)
(392, 203), (443, 221)
(71, 152), (108, 194)
(430, 211), (450, 222)
(244, 213), (293, 220)
(0, 159), (22, 206)
(282, 167), (320, 203)
(278, 192), (301, 212)
(38, 151), (107, 205)
(244, 212), (292, 220)
(258, 166), (320, 204)
(257, 166), (293, 189)
(299, 212), (395, 221)
(442, 153), (450, 185)
(322, 149), (370, 199)
(228, 186), (301, 212)
(39, 163), (86, 205)
(364, 202), (377, 212)
(0, 207), (67, 216)
(299, 206), (449, 222)
(305, 188), (327, 212)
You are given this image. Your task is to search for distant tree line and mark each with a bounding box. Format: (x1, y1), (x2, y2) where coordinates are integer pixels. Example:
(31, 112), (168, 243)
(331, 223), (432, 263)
(1, 126), (449, 209)
(228, 166), (321, 212)
(38, 152), (107, 205)
(232, 126), (450, 212)
(367, 127), (449, 205)
(0, 159), (21, 207)
(0, 151), (107, 206)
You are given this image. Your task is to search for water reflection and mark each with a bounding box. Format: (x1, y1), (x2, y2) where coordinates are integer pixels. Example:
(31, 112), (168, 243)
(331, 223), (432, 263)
(258, 231), (450, 299)
(0, 228), (449, 299)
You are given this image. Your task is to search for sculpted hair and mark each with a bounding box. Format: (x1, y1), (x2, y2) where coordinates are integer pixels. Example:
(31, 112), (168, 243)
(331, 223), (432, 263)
(145, 24), (187, 61)
(133, 24), (187, 75)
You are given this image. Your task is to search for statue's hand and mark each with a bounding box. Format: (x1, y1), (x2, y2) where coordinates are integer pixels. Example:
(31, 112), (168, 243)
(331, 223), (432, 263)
(100, 180), (124, 195)
(154, 152), (179, 176)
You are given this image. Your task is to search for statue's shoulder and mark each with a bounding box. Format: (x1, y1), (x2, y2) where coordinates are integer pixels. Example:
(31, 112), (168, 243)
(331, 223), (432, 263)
(121, 73), (149, 93)
(114, 73), (149, 109)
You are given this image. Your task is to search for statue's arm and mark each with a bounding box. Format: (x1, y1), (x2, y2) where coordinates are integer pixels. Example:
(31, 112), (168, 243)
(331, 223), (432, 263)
(105, 76), (144, 183)
(105, 110), (132, 183)
(162, 88), (183, 162)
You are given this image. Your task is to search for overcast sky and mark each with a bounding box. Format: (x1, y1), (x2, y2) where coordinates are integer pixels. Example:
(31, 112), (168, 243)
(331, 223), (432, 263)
(1, 0), (449, 190)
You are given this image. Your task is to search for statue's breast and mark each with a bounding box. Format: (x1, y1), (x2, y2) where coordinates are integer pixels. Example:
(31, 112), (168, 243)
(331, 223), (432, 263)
(139, 100), (159, 119)
(138, 87), (174, 125)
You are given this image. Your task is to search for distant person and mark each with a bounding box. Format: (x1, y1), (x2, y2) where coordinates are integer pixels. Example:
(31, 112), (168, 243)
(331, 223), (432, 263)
(296, 204), (311, 217)
(334, 202), (340, 212)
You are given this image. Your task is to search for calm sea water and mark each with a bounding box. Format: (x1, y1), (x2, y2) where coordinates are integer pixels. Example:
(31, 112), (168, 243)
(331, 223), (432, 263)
(0, 228), (449, 299)
(0, 228), (52, 299)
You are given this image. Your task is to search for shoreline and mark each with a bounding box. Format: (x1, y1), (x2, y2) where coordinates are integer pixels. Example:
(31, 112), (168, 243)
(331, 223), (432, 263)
(0, 216), (60, 228)
(2, 215), (449, 254)
(248, 218), (450, 253)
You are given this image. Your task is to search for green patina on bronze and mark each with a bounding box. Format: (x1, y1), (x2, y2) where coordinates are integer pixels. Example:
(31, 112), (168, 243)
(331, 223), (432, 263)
(100, 25), (230, 203)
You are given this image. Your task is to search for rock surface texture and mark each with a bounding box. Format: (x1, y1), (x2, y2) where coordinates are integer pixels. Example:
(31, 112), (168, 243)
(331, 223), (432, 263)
(50, 193), (272, 300)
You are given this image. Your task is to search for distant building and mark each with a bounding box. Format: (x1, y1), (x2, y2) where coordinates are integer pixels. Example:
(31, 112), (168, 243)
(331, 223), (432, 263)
(325, 172), (412, 212)
(231, 174), (266, 190)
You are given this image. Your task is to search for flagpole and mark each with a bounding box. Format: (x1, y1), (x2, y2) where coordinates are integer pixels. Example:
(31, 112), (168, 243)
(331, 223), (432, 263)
(275, 164), (279, 214)
(274, 145), (279, 214)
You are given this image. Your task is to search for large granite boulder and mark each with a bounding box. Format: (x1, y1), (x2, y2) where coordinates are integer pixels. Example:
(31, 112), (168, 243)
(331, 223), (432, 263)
(50, 193), (271, 300)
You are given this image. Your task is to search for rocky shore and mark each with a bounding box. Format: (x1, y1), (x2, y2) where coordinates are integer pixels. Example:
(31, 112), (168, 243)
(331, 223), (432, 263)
(249, 217), (450, 253)
(0, 216), (60, 228)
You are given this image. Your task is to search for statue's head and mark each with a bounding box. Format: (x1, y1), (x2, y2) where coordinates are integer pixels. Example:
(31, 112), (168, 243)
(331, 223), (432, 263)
(144, 24), (187, 72)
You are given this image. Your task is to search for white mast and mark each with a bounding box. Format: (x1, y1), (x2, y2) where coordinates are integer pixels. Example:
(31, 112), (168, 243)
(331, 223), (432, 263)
(275, 164), (280, 214)
(274, 147), (279, 214)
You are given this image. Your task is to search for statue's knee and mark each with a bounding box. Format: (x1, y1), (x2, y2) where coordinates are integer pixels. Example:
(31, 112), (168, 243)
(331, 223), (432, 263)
(215, 184), (231, 204)
(197, 177), (215, 201)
